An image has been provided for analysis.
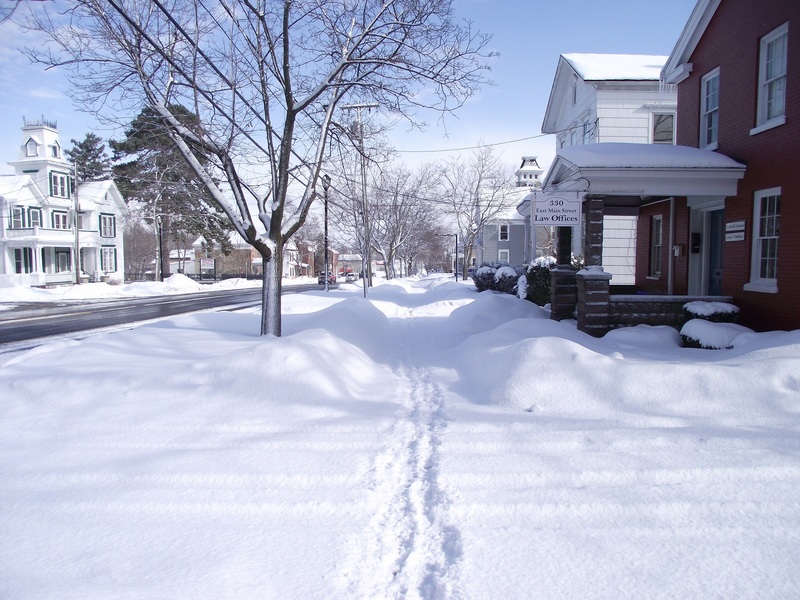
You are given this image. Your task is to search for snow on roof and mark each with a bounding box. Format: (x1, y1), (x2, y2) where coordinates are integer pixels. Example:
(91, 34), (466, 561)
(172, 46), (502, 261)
(562, 53), (668, 81)
(557, 143), (746, 170)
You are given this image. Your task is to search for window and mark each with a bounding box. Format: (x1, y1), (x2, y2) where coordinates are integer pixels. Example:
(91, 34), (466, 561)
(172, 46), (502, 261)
(29, 208), (41, 228)
(101, 247), (117, 272)
(100, 214), (116, 238)
(50, 142), (60, 158)
(25, 139), (38, 157)
(700, 69), (720, 149)
(649, 215), (663, 277)
(50, 172), (70, 198)
(11, 206), (25, 229)
(499, 224), (509, 241)
(52, 211), (69, 230)
(753, 23), (788, 134)
(498, 249), (510, 263)
(14, 247), (33, 274)
(746, 188), (781, 293)
(582, 121), (593, 144)
(652, 113), (675, 144)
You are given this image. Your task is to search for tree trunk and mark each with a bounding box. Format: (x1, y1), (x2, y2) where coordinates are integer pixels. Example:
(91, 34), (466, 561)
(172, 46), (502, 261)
(260, 245), (282, 336)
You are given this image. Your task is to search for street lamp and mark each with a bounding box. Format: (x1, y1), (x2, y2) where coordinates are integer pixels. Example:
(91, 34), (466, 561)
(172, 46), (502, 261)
(321, 174), (331, 292)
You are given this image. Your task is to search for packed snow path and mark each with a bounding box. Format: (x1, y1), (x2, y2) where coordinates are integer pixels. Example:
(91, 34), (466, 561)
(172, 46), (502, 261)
(2, 275), (800, 598)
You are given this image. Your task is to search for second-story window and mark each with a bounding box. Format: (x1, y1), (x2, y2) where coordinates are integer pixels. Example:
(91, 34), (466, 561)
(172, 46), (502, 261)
(29, 208), (42, 228)
(652, 113), (675, 144)
(499, 224), (509, 241)
(700, 68), (720, 149)
(52, 211), (69, 230)
(11, 206), (25, 228)
(100, 214), (116, 238)
(754, 22), (788, 132)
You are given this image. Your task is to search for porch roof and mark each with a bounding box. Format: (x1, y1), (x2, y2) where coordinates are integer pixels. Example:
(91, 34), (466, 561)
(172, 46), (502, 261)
(543, 143), (746, 199)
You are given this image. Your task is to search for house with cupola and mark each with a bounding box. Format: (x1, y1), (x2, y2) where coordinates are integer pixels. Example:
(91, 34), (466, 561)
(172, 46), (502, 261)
(0, 118), (127, 287)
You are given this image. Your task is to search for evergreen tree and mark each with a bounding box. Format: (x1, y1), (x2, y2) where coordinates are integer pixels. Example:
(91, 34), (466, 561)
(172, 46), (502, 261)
(111, 105), (234, 277)
(65, 132), (111, 181)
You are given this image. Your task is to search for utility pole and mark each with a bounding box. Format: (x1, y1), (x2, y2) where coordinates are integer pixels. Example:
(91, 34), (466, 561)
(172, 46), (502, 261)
(341, 103), (378, 298)
(322, 174), (331, 292)
(73, 161), (82, 285)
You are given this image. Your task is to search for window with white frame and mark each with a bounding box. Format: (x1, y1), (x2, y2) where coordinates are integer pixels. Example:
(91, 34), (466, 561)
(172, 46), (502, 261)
(652, 113), (675, 144)
(747, 188), (781, 292)
(649, 215), (663, 276)
(11, 206), (25, 229)
(52, 211), (69, 230)
(754, 23), (788, 133)
(25, 139), (38, 157)
(29, 208), (41, 228)
(50, 172), (70, 198)
(101, 247), (117, 272)
(498, 224), (509, 241)
(498, 249), (510, 263)
(100, 213), (116, 238)
(701, 69), (720, 149)
(50, 142), (61, 158)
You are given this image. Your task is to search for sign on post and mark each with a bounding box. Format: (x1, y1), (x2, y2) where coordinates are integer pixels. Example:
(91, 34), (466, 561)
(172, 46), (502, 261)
(533, 194), (582, 226)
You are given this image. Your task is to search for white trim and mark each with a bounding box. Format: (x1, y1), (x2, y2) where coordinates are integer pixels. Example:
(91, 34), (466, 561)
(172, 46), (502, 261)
(750, 115), (786, 136)
(747, 187), (781, 293)
(755, 23), (788, 128)
(700, 68), (720, 149)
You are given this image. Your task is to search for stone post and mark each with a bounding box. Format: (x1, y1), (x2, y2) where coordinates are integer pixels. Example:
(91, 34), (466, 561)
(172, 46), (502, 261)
(576, 265), (612, 336)
(550, 226), (577, 321)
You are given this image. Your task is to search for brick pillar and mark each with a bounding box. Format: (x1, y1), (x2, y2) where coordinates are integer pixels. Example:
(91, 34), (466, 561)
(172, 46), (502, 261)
(583, 194), (605, 267)
(576, 266), (612, 337)
(550, 226), (576, 321)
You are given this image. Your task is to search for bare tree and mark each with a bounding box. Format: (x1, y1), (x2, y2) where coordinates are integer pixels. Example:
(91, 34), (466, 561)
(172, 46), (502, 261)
(370, 163), (439, 279)
(438, 146), (516, 274)
(22, 0), (492, 335)
(123, 220), (157, 281)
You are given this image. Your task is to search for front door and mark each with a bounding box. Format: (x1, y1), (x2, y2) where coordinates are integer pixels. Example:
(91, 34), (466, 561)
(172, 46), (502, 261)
(707, 209), (724, 295)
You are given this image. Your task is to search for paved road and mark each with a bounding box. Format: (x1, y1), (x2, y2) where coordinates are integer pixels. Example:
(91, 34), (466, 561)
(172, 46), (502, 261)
(0, 284), (322, 346)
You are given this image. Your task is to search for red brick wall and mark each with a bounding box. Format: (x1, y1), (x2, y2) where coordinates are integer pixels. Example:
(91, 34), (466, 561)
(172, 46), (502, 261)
(675, 0), (800, 331)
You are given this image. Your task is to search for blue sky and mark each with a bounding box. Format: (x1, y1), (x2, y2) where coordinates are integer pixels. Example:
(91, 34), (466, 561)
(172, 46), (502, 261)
(0, 0), (697, 176)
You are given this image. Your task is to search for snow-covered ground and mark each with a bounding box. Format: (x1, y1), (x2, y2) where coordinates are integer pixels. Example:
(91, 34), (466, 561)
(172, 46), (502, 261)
(1, 273), (799, 599)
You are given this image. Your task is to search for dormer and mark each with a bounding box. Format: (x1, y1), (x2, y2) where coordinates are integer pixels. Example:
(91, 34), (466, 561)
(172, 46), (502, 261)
(49, 140), (61, 159)
(25, 137), (40, 157)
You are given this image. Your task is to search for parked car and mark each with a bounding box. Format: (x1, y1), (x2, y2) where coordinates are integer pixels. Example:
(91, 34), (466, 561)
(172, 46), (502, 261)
(317, 272), (336, 285)
(345, 272), (357, 282)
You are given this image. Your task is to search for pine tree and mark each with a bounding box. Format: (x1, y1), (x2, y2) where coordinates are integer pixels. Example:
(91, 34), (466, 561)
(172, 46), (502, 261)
(111, 105), (234, 277)
(65, 132), (111, 181)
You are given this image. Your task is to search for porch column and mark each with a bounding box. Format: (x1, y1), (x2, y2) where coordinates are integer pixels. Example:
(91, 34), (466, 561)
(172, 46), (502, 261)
(550, 226), (577, 321)
(577, 195), (611, 336)
(583, 194), (605, 267)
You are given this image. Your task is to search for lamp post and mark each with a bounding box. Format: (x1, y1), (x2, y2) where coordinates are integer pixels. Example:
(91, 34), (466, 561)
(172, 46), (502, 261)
(322, 174), (331, 292)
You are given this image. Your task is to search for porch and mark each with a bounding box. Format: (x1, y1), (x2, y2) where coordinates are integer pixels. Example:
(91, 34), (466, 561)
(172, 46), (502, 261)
(542, 143), (746, 337)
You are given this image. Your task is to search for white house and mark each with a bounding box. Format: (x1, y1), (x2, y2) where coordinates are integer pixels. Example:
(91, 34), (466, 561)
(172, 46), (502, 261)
(0, 118), (127, 287)
(530, 54), (678, 285)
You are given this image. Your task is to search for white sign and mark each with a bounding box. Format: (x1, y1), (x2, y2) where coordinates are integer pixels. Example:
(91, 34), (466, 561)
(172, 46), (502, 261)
(534, 195), (582, 226)
(200, 258), (215, 269)
(726, 220), (746, 232)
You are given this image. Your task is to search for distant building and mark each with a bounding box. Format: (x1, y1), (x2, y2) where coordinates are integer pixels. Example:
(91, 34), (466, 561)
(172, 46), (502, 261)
(0, 118), (127, 287)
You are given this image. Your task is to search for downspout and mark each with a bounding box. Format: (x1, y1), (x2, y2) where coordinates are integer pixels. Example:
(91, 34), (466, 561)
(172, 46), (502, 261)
(668, 197), (675, 295)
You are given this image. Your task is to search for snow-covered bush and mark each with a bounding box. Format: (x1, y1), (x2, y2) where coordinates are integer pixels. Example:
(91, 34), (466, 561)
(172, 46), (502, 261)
(683, 301), (739, 324)
(494, 266), (519, 295)
(523, 255), (556, 306)
(680, 319), (752, 350)
(106, 276), (123, 286)
(472, 265), (497, 292)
